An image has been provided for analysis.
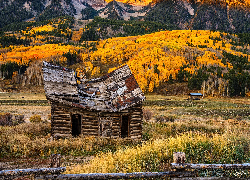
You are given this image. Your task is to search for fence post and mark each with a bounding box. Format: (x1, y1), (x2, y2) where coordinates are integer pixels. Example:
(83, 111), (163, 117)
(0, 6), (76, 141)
(173, 152), (186, 164)
(50, 154), (61, 168)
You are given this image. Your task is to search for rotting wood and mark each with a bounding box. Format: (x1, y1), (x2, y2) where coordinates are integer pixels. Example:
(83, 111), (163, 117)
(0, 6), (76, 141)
(38, 171), (194, 180)
(44, 62), (144, 140)
(130, 130), (141, 134)
(51, 154), (61, 168)
(0, 167), (66, 177)
(52, 122), (71, 126)
(171, 163), (250, 170)
(173, 152), (186, 164)
(130, 123), (141, 126)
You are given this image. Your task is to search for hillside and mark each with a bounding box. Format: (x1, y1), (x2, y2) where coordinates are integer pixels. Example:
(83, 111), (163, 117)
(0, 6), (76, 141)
(1, 23), (250, 96)
(0, 0), (250, 33)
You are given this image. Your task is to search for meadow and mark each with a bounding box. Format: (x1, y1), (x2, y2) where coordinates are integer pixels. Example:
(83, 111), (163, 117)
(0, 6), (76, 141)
(0, 93), (249, 178)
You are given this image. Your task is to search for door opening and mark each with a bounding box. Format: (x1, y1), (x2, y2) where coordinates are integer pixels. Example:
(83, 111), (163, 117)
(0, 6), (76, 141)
(72, 114), (81, 136)
(121, 115), (129, 138)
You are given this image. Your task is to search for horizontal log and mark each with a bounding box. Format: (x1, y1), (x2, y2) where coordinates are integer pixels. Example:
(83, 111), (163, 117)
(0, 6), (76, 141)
(52, 121), (71, 125)
(82, 123), (98, 127)
(0, 167), (66, 177)
(82, 129), (98, 133)
(130, 135), (141, 138)
(82, 115), (97, 118)
(130, 132), (141, 135)
(131, 112), (142, 115)
(111, 129), (120, 132)
(130, 130), (141, 134)
(82, 126), (99, 130)
(53, 133), (71, 137)
(53, 121), (70, 125)
(130, 129), (141, 133)
(130, 123), (141, 126)
(53, 113), (70, 116)
(83, 133), (98, 136)
(53, 130), (71, 135)
(53, 118), (71, 122)
(53, 115), (71, 119)
(53, 110), (68, 113)
(131, 115), (142, 119)
(130, 125), (142, 128)
(52, 123), (71, 127)
(100, 114), (120, 117)
(130, 118), (141, 121)
(130, 124), (141, 127)
(171, 163), (250, 170)
(53, 127), (71, 131)
(82, 117), (97, 120)
(82, 121), (98, 124)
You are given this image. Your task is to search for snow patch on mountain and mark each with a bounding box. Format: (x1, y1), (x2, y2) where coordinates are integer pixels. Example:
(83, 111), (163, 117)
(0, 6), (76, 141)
(183, 1), (194, 15)
(23, 1), (31, 11)
(72, 0), (87, 19)
(44, 0), (52, 8)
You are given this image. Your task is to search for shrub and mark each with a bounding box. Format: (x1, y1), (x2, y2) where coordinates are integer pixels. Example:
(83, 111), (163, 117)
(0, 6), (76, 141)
(0, 113), (13, 126)
(47, 114), (51, 121)
(143, 108), (153, 121)
(155, 115), (176, 123)
(13, 114), (25, 125)
(29, 115), (42, 123)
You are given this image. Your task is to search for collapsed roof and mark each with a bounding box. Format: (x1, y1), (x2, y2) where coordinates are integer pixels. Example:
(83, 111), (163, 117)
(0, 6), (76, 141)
(43, 61), (145, 112)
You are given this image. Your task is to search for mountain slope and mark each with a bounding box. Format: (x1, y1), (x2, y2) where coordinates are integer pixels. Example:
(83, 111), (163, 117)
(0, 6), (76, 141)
(145, 0), (250, 33)
(0, 0), (250, 33)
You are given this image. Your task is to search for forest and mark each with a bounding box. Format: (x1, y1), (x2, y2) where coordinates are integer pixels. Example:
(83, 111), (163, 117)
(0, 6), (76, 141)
(0, 16), (250, 97)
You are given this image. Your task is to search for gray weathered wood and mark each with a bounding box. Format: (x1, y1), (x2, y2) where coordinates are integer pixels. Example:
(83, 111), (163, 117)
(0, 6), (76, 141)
(171, 163), (250, 170)
(38, 171), (194, 180)
(0, 167), (66, 177)
(51, 154), (61, 168)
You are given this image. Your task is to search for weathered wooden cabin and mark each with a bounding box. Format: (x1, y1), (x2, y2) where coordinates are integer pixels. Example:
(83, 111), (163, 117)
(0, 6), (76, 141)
(43, 62), (145, 139)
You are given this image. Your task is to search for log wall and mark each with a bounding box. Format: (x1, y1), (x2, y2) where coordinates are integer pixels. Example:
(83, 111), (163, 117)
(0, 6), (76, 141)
(51, 102), (142, 140)
(51, 102), (72, 138)
(129, 104), (142, 139)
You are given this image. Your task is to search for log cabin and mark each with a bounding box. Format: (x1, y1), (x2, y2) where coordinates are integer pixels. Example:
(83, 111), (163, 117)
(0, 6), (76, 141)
(42, 62), (145, 139)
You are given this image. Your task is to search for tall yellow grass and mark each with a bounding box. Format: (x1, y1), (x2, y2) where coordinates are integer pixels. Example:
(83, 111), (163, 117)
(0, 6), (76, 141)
(66, 125), (250, 174)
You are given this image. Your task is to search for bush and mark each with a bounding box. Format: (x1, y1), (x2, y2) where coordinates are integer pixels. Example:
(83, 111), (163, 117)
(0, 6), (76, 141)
(29, 115), (42, 123)
(0, 113), (13, 126)
(143, 108), (153, 121)
(13, 114), (25, 125)
(155, 115), (176, 123)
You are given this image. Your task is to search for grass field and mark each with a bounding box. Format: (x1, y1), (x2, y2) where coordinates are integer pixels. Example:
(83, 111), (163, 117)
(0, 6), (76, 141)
(0, 93), (249, 178)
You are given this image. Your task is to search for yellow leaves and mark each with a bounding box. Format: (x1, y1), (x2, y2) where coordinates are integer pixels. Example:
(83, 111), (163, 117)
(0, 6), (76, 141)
(91, 67), (100, 77)
(1, 28), (248, 93)
(84, 61), (93, 72)
(0, 44), (77, 64)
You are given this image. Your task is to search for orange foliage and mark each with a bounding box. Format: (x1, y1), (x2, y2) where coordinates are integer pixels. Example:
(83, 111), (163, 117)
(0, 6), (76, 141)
(0, 44), (78, 65)
(80, 30), (249, 92)
(71, 28), (84, 42)
(1, 29), (249, 93)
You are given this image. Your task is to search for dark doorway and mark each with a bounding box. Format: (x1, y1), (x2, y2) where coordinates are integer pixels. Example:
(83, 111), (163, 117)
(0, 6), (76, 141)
(72, 114), (81, 136)
(121, 115), (129, 138)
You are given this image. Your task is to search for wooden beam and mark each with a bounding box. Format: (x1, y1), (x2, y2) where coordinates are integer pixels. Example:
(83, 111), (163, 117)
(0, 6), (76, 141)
(39, 171), (194, 179)
(171, 163), (250, 170)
